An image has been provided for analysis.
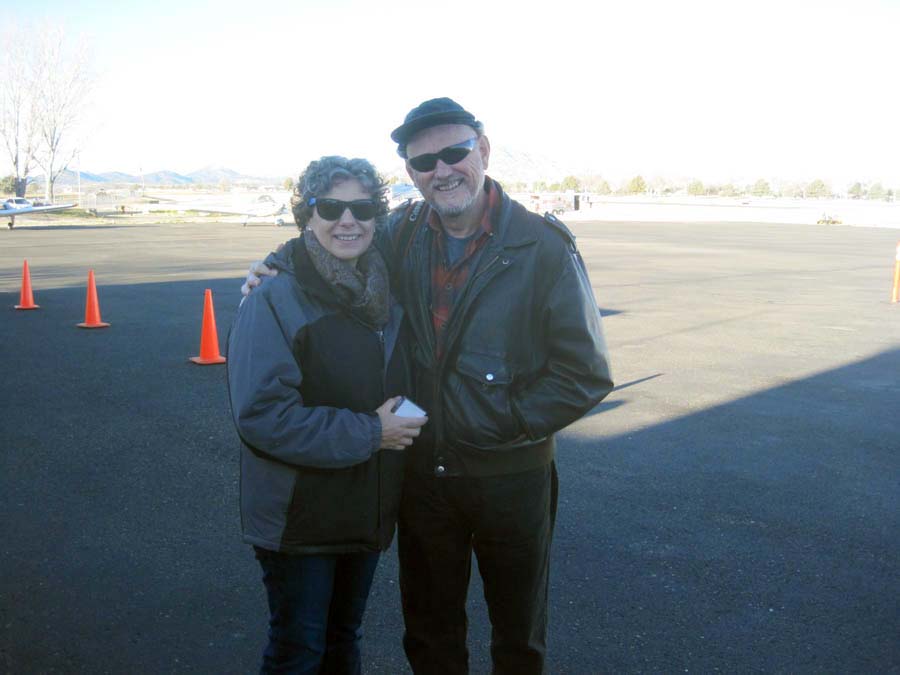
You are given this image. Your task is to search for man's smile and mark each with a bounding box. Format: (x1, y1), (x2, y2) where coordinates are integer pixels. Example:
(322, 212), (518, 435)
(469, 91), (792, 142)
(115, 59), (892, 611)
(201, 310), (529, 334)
(435, 178), (464, 192)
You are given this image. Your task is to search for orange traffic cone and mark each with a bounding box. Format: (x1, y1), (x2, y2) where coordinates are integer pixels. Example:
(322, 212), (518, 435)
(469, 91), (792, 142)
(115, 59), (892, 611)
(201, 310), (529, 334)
(15, 260), (39, 310)
(190, 289), (226, 365)
(77, 269), (110, 328)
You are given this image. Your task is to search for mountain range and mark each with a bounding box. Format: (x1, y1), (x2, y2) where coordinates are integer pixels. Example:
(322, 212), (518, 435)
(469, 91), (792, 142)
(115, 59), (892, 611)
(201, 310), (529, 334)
(36, 165), (279, 188)
(35, 149), (585, 189)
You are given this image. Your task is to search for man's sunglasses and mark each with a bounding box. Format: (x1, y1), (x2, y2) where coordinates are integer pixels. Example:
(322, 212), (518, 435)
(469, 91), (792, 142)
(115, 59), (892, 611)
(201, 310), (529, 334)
(307, 197), (379, 221)
(407, 138), (478, 173)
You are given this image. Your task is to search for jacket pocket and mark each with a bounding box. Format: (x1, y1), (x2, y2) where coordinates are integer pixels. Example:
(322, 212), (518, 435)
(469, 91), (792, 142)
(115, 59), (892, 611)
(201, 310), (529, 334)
(443, 351), (522, 448)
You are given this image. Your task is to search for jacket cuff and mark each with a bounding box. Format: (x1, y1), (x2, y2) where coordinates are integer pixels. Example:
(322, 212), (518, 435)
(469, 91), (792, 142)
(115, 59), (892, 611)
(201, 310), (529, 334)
(368, 412), (383, 453)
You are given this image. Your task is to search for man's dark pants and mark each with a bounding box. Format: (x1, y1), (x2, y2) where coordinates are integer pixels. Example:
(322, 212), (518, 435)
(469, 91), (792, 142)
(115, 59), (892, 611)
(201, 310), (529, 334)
(399, 462), (559, 674)
(254, 548), (380, 675)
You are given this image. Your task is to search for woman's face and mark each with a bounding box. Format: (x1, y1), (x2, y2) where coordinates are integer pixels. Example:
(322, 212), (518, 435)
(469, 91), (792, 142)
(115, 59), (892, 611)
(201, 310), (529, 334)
(306, 178), (376, 266)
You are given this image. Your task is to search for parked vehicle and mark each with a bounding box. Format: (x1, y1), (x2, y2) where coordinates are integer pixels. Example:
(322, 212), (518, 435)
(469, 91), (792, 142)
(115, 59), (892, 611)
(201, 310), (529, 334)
(4, 197), (34, 209)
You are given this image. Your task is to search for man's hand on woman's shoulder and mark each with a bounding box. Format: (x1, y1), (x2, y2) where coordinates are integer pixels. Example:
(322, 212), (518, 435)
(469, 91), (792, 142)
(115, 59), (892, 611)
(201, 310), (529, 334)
(241, 261), (278, 299)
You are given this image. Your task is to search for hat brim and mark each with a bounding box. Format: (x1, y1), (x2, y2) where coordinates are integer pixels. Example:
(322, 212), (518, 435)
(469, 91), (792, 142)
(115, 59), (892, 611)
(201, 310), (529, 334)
(391, 110), (478, 146)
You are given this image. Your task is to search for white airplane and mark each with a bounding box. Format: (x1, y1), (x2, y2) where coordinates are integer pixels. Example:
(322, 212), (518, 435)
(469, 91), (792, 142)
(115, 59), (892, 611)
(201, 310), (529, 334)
(2, 198), (77, 229)
(144, 193), (289, 226)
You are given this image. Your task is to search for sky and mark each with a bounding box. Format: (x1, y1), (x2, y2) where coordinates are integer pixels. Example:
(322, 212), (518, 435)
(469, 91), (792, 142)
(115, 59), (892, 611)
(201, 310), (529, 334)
(2, 0), (899, 188)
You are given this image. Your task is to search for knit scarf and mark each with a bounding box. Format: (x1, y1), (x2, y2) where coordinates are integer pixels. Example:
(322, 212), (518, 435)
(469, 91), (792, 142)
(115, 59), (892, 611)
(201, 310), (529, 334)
(303, 230), (390, 328)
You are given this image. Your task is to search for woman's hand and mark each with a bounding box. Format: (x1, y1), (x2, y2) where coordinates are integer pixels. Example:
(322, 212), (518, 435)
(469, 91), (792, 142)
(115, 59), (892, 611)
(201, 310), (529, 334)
(376, 397), (428, 450)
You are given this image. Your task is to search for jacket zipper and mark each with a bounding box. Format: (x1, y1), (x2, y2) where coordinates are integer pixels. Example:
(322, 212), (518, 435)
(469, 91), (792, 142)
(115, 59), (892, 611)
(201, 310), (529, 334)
(345, 313), (388, 544)
(406, 195), (513, 474)
(432, 254), (509, 472)
(439, 253), (502, 365)
(374, 324), (386, 542)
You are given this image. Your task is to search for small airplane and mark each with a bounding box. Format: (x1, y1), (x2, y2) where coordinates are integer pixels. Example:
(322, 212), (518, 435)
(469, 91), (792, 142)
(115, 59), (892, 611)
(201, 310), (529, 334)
(2, 198), (77, 229)
(144, 193), (289, 226)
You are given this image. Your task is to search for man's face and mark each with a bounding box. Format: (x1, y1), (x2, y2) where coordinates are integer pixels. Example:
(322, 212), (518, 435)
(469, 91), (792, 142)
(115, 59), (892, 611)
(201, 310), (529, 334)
(405, 124), (490, 220)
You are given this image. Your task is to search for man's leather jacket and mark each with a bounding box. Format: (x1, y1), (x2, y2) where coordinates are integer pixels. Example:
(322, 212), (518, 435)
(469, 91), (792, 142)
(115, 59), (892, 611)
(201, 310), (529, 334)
(380, 181), (613, 478)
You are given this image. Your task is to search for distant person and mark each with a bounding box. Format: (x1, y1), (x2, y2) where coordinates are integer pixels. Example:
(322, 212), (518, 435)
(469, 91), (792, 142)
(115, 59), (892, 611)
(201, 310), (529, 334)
(227, 156), (427, 673)
(243, 98), (613, 674)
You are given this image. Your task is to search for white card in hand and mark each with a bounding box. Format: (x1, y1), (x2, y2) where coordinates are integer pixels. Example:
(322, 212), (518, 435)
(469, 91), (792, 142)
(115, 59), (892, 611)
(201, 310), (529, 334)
(394, 397), (427, 418)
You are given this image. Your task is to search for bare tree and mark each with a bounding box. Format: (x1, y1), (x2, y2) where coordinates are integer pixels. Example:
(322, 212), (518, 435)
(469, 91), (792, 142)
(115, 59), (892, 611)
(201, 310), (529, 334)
(32, 26), (93, 202)
(0, 34), (39, 198)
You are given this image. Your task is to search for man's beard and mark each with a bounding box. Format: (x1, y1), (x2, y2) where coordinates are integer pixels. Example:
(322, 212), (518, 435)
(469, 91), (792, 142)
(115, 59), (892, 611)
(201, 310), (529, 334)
(430, 183), (479, 219)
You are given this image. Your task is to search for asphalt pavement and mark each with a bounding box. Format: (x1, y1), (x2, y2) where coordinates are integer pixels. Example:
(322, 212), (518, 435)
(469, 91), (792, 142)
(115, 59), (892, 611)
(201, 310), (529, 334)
(1, 217), (898, 673)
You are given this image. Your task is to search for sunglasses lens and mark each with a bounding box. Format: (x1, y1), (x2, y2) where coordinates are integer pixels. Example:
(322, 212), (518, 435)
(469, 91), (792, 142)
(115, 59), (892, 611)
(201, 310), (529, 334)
(408, 139), (476, 172)
(314, 199), (377, 221)
(316, 200), (344, 220)
(440, 147), (471, 166)
(409, 155), (437, 172)
(349, 201), (377, 220)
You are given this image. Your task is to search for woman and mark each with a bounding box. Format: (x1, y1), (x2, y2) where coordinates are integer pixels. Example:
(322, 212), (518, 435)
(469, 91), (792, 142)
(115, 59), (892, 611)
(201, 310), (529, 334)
(227, 156), (427, 674)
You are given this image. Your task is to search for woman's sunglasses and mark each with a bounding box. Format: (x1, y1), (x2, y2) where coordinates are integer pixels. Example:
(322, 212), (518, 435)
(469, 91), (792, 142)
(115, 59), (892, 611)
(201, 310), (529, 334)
(407, 138), (478, 173)
(307, 197), (379, 221)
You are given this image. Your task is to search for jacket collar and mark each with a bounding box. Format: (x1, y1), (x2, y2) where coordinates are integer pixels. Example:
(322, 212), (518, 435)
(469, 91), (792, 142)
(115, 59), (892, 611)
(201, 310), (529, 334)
(487, 180), (537, 249)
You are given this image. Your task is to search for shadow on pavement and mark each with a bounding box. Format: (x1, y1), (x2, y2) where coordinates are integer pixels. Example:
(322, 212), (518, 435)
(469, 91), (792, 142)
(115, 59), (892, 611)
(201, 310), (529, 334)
(555, 347), (899, 672)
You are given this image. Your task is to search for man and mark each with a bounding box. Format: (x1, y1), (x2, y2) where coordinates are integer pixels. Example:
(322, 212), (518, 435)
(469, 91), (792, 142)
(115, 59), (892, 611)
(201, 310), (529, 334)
(244, 98), (613, 674)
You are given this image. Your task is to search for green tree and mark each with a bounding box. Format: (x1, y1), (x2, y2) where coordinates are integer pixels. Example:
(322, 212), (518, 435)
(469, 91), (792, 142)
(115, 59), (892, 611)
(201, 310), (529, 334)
(0, 174), (16, 194)
(751, 179), (771, 197)
(687, 180), (705, 196)
(595, 179), (611, 195)
(867, 183), (886, 200)
(548, 182), (562, 192)
(625, 175), (647, 194)
(532, 180), (547, 192)
(848, 182), (865, 199)
(719, 183), (737, 197)
(561, 175), (580, 191)
(805, 179), (830, 198)
(283, 177), (294, 190)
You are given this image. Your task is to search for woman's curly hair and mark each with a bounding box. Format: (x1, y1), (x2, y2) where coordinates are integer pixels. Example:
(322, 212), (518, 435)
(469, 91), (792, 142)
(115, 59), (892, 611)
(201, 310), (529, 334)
(289, 156), (389, 231)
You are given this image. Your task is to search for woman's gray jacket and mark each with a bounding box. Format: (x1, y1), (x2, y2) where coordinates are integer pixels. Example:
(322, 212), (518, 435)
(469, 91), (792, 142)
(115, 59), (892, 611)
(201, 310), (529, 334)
(226, 238), (411, 554)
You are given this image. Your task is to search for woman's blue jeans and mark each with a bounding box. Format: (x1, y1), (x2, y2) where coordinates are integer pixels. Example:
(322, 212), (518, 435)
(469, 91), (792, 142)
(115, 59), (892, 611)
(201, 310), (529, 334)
(254, 547), (380, 674)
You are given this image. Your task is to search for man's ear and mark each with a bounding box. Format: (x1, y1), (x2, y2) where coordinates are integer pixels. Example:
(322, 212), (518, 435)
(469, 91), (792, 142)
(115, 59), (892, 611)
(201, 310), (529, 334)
(479, 135), (491, 171)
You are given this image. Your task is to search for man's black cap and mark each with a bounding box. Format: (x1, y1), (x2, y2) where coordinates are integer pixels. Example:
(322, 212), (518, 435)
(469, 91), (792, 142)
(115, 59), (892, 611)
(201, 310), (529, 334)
(391, 97), (481, 154)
